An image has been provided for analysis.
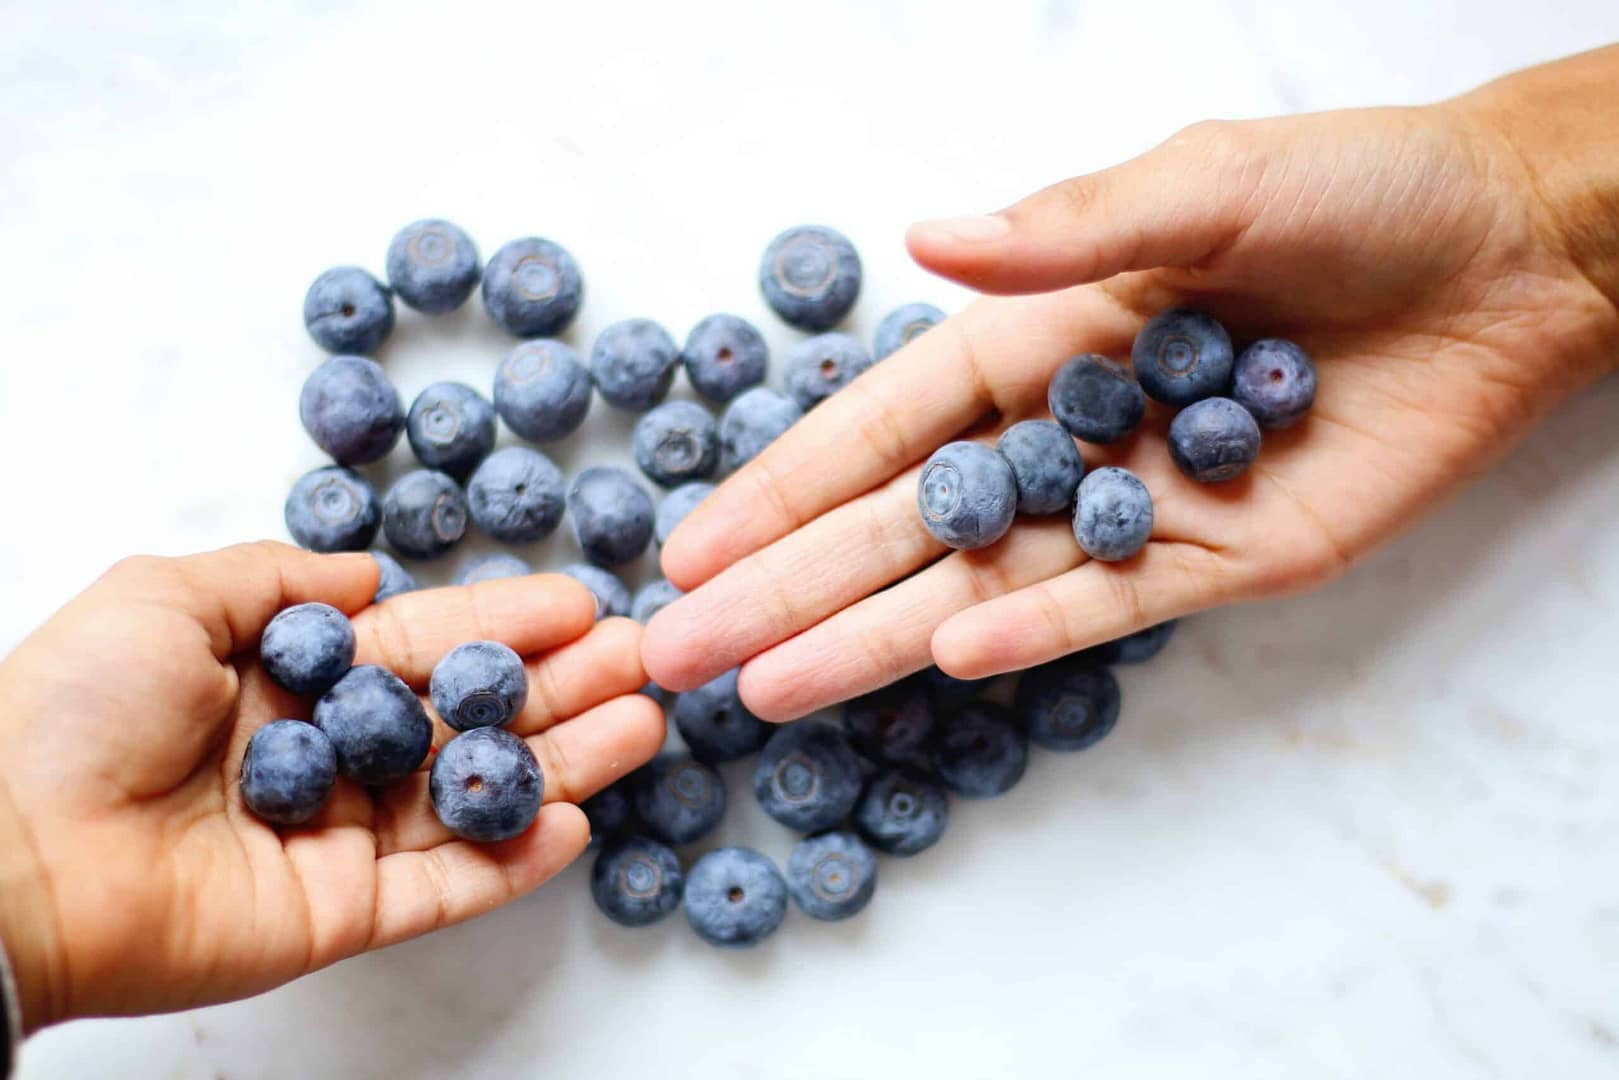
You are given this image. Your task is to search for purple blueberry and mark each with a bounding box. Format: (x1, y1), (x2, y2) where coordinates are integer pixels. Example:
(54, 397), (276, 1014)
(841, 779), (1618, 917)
(635, 753), (726, 846)
(592, 837), (684, 927)
(382, 469), (469, 559)
(405, 382), (496, 479)
(559, 563), (631, 619)
(759, 225), (862, 331)
(874, 301), (945, 360)
(631, 579), (683, 624)
(481, 237), (583, 338)
(590, 318), (680, 411)
(632, 400), (719, 488)
(1168, 397), (1261, 483)
(493, 339), (593, 443)
(1232, 339), (1317, 428)
(298, 355), (405, 465)
(1014, 658), (1121, 752)
(655, 482), (715, 547)
(1072, 466), (1152, 562)
(369, 551), (416, 602)
(285, 466), (380, 553)
(430, 640), (529, 732)
(917, 441), (1017, 550)
(1048, 354), (1145, 445)
(719, 387), (802, 472)
(385, 219), (480, 314)
(466, 445), (565, 544)
(855, 768), (949, 855)
(752, 720), (863, 833)
(1132, 308), (1234, 407)
(844, 678), (936, 766)
(240, 720), (337, 826)
(684, 847), (788, 948)
(303, 266), (394, 355)
(567, 466), (654, 567)
(260, 602), (355, 696)
(787, 831), (877, 921)
(312, 665), (433, 787)
(997, 419), (1086, 515)
(429, 727), (543, 842)
(673, 668), (768, 764)
(935, 702), (1028, 799)
(783, 332), (872, 410)
(681, 314), (768, 403)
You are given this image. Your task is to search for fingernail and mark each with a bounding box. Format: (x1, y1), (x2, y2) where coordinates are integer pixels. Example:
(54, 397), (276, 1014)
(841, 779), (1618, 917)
(913, 214), (1010, 244)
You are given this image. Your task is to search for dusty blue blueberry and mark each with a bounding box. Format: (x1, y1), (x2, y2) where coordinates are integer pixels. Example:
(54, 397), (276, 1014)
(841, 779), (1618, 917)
(997, 419), (1086, 515)
(481, 237), (583, 338)
(787, 831), (877, 921)
(855, 768), (949, 855)
(559, 563), (631, 619)
(635, 753), (726, 845)
(299, 355), (405, 465)
(682, 314), (768, 403)
(1168, 397), (1261, 483)
(493, 339), (593, 442)
(674, 668), (768, 764)
(759, 225), (862, 331)
(567, 467), (654, 567)
(632, 400), (719, 487)
(590, 319), (680, 411)
(406, 382), (496, 479)
(240, 720), (337, 826)
(1082, 620), (1178, 666)
(303, 266), (394, 355)
(917, 441), (1018, 550)
(429, 727), (543, 842)
(369, 551), (416, 602)
(936, 703), (1028, 798)
(685, 847), (788, 948)
(260, 602), (355, 696)
(430, 640), (529, 732)
(844, 678), (936, 766)
(783, 332), (872, 410)
(719, 387), (802, 472)
(312, 664), (433, 786)
(453, 552), (531, 585)
(1048, 354), (1146, 445)
(1232, 339), (1317, 428)
(1072, 466), (1153, 562)
(1014, 659), (1121, 752)
(382, 469), (468, 559)
(466, 446), (565, 544)
(385, 218), (480, 314)
(631, 579), (682, 624)
(753, 720), (863, 833)
(582, 778), (634, 847)
(592, 837), (684, 926)
(1132, 308), (1234, 406)
(640, 682), (667, 705)
(873, 301), (945, 360)
(655, 482), (714, 547)
(923, 665), (994, 708)
(285, 466), (380, 552)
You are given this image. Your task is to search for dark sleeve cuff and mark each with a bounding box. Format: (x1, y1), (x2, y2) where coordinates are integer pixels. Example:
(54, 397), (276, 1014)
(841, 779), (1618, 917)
(0, 936), (18, 1078)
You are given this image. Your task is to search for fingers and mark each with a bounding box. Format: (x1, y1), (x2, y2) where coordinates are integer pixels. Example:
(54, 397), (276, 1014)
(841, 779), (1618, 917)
(504, 617), (648, 737)
(660, 287), (1128, 591)
(351, 574), (598, 684)
(907, 120), (1264, 295)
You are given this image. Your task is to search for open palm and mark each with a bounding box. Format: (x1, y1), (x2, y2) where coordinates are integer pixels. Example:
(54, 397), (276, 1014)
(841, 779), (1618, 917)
(0, 543), (660, 1028)
(641, 102), (1619, 719)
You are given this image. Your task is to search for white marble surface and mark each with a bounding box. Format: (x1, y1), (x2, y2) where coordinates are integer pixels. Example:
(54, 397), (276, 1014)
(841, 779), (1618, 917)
(4, 1), (1619, 1076)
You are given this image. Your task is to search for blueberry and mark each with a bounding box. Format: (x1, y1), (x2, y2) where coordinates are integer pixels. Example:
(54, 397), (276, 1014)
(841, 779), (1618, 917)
(786, 831), (877, 921)
(1013, 659), (1121, 752)
(634, 753), (726, 845)
(285, 466), (380, 552)
(681, 314), (768, 403)
(260, 602), (355, 696)
(369, 551), (416, 602)
(996, 419), (1086, 515)
(385, 219), (480, 314)
(430, 639), (528, 733)
(1082, 620), (1178, 666)
(429, 727), (543, 842)
(752, 720), (863, 833)
(684, 847), (788, 948)
(1048, 354), (1146, 445)
(783, 332), (872, 410)
(466, 446), (565, 543)
(1072, 466), (1152, 562)
(559, 563), (631, 619)
(581, 778), (634, 847)
(673, 668), (768, 764)
(1132, 308), (1234, 407)
(873, 301), (945, 360)
(1232, 339), (1317, 428)
(492, 339), (593, 443)
(567, 466), (654, 567)
(640, 682), (667, 705)
(591, 837), (684, 927)
(631, 578), (683, 624)
(298, 355), (405, 465)
(632, 400), (719, 487)
(655, 482), (714, 547)
(382, 469), (469, 559)
(453, 552), (531, 586)
(405, 381), (496, 479)
(917, 441), (1018, 550)
(302, 266), (394, 355)
(854, 768), (949, 855)
(922, 665), (995, 708)
(240, 720), (337, 826)
(312, 664), (433, 786)
(843, 678), (935, 766)
(719, 387), (802, 472)
(934, 702), (1028, 798)
(1167, 397), (1261, 483)
(759, 225), (861, 331)
(481, 237), (583, 338)
(590, 319), (680, 411)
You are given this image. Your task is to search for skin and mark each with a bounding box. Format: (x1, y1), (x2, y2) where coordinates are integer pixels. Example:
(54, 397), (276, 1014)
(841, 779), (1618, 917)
(0, 542), (661, 1033)
(642, 46), (1619, 720)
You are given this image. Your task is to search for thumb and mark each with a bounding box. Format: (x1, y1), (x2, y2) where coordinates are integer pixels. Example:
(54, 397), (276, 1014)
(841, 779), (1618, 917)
(906, 120), (1265, 295)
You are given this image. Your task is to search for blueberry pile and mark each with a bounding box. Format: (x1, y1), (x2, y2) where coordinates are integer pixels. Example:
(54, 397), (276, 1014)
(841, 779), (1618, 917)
(918, 308), (1317, 560)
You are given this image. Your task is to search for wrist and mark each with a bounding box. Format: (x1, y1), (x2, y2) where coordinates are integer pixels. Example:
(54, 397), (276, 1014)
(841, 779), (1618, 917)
(0, 778), (60, 1035)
